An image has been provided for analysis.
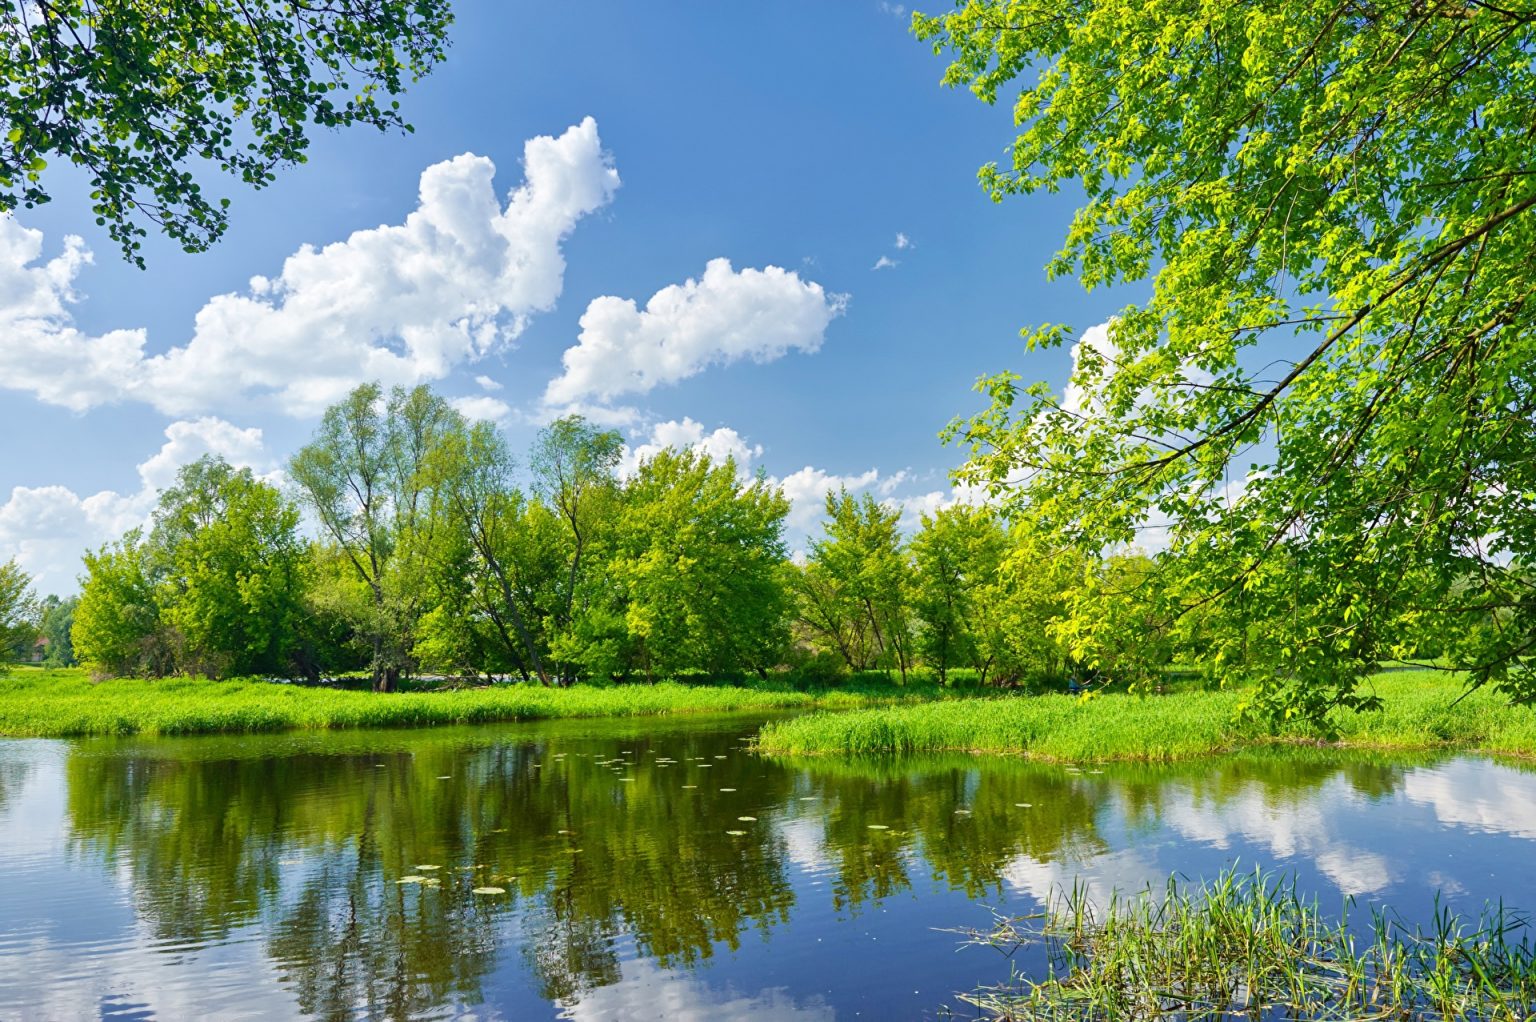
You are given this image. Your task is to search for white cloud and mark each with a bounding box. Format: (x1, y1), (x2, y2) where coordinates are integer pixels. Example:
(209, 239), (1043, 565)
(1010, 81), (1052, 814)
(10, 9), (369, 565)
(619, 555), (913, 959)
(449, 395), (512, 423)
(774, 466), (881, 535)
(878, 2), (908, 18)
(620, 418), (764, 479)
(0, 419), (275, 595)
(894, 232), (912, 250)
(544, 258), (846, 407)
(0, 118), (620, 417)
(474, 375), (503, 392)
(871, 255), (898, 271)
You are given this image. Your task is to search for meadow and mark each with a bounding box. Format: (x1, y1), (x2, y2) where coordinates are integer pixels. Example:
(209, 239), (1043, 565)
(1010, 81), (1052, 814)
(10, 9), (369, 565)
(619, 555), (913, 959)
(0, 666), (955, 738)
(754, 671), (1536, 762)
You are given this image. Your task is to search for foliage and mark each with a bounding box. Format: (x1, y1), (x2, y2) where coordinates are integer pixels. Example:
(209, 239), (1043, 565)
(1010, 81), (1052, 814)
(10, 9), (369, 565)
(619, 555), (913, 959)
(793, 490), (915, 679)
(908, 506), (1007, 684)
(0, 558), (36, 661)
(920, 0), (1536, 721)
(36, 594), (77, 667)
(615, 448), (792, 680)
(0, 0), (452, 264)
(151, 457), (307, 677)
(73, 531), (168, 677)
(73, 458), (306, 679)
(289, 383), (456, 691)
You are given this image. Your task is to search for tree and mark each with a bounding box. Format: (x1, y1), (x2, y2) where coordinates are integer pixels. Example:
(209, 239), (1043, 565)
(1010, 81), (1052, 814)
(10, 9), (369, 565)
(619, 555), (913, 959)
(36, 594), (78, 667)
(795, 490), (914, 681)
(1, 0), (452, 265)
(424, 418), (551, 684)
(616, 448), (792, 680)
(73, 531), (170, 676)
(289, 383), (456, 691)
(909, 506), (1007, 684)
(150, 457), (306, 678)
(0, 559), (36, 661)
(530, 416), (624, 685)
(923, 0), (1536, 719)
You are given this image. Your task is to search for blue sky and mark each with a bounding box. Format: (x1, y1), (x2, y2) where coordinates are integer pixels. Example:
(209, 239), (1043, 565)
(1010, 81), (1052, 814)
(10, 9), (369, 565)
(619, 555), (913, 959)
(0, 1), (1132, 595)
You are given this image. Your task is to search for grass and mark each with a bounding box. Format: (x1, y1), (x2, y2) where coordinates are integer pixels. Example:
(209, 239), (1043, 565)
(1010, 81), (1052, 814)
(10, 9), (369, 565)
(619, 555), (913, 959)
(954, 866), (1536, 1020)
(0, 666), (965, 738)
(755, 671), (1536, 762)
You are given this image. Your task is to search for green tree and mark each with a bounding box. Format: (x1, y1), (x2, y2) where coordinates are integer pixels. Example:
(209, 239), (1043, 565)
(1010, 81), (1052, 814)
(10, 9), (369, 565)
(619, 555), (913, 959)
(616, 448), (792, 680)
(423, 418), (551, 684)
(923, 0), (1536, 719)
(972, 526), (1080, 686)
(0, 558), (36, 662)
(909, 506), (1007, 684)
(36, 594), (78, 667)
(795, 490), (914, 680)
(289, 383), (456, 691)
(0, 0), (452, 265)
(530, 416), (624, 685)
(150, 456), (306, 678)
(73, 531), (170, 676)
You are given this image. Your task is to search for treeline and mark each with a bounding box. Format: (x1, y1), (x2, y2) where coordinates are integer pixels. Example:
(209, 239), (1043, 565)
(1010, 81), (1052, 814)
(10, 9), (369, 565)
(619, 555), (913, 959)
(57, 383), (1199, 691)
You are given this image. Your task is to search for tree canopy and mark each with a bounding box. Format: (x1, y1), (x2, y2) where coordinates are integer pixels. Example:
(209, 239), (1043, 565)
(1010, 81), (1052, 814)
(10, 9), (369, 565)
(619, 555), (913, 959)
(922, 0), (1536, 718)
(0, 0), (453, 265)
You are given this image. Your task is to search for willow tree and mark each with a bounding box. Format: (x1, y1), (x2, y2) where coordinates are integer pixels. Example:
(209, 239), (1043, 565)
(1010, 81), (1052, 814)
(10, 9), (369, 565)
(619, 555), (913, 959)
(923, 1), (1536, 719)
(0, 0), (452, 265)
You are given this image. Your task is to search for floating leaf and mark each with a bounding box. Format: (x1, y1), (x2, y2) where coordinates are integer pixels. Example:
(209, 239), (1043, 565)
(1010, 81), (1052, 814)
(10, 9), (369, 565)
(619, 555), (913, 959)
(737, 816), (757, 822)
(719, 788), (736, 792)
(416, 864), (441, 871)
(472, 886), (506, 895)
(397, 876), (426, 884)
(1014, 803), (1033, 808)
(726, 830), (747, 836)
(867, 824), (890, 831)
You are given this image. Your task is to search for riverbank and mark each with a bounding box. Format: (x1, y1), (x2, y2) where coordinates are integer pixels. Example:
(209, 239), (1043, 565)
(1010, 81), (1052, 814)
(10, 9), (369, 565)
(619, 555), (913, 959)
(754, 672), (1536, 762)
(0, 668), (960, 738)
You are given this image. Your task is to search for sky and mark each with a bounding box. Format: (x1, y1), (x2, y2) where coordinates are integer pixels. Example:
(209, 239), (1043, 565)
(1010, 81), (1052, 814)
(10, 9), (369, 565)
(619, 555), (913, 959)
(0, 1), (1133, 596)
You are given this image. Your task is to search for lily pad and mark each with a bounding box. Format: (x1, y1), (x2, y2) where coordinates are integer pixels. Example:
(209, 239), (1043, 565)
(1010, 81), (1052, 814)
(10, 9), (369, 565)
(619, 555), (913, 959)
(416, 864), (441, 871)
(867, 824), (890, 831)
(726, 830), (747, 836)
(397, 876), (426, 884)
(737, 816), (757, 822)
(719, 787), (736, 792)
(472, 886), (507, 895)
(1014, 803), (1033, 808)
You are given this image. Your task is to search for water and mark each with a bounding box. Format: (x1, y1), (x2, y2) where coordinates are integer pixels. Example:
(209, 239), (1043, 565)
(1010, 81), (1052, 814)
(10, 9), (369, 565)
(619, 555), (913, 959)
(1, 715), (1533, 1020)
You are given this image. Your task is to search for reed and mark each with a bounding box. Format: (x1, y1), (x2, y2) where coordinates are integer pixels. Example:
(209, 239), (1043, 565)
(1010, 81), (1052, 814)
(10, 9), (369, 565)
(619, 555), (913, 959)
(954, 867), (1536, 1020)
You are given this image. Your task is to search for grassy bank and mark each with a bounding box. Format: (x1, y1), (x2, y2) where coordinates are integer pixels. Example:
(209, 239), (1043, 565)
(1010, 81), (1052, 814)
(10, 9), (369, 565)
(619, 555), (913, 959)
(0, 667), (959, 739)
(755, 672), (1536, 762)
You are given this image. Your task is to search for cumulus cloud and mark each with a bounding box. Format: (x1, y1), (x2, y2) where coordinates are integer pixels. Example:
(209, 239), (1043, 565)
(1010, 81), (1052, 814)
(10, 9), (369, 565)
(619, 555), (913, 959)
(0, 419), (275, 595)
(543, 259), (846, 407)
(449, 395), (513, 423)
(894, 232), (912, 250)
(474, 375), (503, 392)
(0, 118), (620, 417)
(775, 466), (881, 535)
(620, 418), (764, 479)
(871, 255), (897, 271)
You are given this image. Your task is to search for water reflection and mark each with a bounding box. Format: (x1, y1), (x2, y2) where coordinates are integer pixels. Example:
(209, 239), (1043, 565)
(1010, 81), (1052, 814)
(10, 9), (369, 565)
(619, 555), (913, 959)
(0, 722), (1532, 1019)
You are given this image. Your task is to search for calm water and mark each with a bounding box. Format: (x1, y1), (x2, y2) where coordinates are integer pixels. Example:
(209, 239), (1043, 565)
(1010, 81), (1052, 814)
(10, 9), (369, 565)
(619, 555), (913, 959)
(1, 715), (1534, 1020)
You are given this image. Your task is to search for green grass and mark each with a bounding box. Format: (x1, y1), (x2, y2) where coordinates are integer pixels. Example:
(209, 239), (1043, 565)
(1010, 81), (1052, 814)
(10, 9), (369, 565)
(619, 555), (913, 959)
(0, 667), (965, 738)
(755, 671), (1536, 762)
(956, 866), (1536, 1020)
